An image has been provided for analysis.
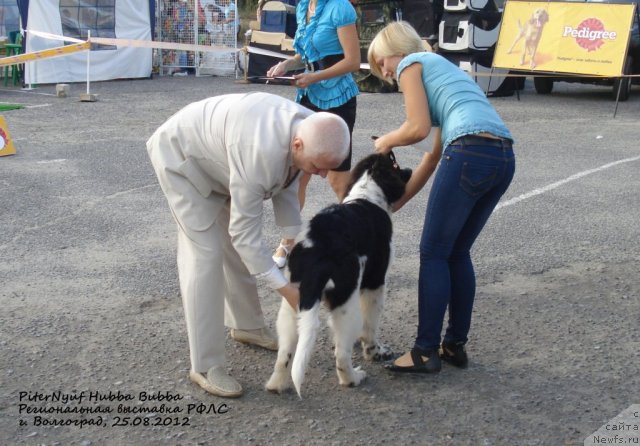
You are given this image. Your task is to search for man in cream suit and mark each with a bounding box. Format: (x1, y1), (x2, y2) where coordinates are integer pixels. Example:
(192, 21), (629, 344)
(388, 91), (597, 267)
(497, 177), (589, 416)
(147, 92), (350, 397)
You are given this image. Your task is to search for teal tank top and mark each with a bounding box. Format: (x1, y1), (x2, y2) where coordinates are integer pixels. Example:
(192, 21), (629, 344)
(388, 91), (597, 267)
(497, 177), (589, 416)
(397, 52), (513, 148)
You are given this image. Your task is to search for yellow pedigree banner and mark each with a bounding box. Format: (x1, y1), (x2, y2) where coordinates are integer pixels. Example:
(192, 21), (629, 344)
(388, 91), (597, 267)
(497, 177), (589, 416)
(0, 115), (16, 157)
(494, 1), (635, 76)
(0, 41), (90, 68)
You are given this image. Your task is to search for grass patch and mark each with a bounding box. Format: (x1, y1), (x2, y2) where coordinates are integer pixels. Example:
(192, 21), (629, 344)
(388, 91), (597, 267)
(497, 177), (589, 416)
(0, 103), (24, 111)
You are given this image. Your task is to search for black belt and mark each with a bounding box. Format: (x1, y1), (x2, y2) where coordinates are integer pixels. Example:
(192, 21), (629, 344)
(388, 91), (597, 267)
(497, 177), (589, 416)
(451, 135), (512, 148)
(304, 54), (343, 72)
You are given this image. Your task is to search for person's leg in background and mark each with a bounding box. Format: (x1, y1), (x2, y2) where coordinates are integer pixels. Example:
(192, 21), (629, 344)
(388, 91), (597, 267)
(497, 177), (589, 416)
(326, 96), (356, 201)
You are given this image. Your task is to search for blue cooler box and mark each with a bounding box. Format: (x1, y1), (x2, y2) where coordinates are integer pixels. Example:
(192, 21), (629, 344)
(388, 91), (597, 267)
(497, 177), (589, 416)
(260, 1), (297, 38)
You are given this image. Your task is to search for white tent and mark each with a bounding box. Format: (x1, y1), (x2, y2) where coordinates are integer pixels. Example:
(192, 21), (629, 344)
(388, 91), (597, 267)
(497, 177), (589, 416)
(22, 0), (153, 84)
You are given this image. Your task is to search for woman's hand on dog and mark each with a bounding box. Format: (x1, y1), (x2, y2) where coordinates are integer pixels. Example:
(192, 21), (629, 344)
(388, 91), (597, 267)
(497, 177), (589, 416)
(373, 134), (393, 155)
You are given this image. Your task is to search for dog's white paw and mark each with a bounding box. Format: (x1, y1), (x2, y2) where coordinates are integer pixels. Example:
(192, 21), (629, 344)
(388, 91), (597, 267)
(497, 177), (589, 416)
(339, 366), (367, 387)
(265, 371), (291, 393)
(362, 342), (394, 362)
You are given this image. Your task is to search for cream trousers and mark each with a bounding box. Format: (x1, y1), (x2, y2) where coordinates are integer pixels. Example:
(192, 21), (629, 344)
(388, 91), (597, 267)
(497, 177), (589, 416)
(176, 201), (267, 373)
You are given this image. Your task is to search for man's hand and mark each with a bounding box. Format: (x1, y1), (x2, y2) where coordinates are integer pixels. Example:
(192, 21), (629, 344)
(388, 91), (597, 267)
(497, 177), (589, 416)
(277, 284), (300, 311)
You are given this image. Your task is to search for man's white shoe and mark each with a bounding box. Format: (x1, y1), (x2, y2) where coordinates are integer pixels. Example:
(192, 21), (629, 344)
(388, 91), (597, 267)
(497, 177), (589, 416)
(230, 327), (278, 351)
(189, 366), (243, 398)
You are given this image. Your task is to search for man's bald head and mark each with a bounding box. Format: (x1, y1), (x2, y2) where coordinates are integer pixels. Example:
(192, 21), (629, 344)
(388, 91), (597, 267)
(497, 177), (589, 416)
(295, 112), (350, 167)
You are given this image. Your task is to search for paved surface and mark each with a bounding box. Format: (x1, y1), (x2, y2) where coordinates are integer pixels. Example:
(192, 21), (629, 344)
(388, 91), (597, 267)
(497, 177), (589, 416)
(0, 76), (639, 446)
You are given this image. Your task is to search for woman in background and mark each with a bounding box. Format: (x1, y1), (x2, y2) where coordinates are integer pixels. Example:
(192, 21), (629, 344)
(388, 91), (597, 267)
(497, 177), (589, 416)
(264, 0), (360, 267)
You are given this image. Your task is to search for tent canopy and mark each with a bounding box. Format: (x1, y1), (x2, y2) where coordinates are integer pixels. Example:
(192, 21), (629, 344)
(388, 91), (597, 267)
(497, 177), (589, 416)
(20, 0), (155, 84)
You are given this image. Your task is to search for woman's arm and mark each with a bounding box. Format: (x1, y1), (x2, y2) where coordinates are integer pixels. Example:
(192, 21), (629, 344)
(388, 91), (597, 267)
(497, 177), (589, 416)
(374, 63), (431, 154)
(267, 54), (304, 77)
(392, 128), (443, 212)
(293, 24), (360, 88)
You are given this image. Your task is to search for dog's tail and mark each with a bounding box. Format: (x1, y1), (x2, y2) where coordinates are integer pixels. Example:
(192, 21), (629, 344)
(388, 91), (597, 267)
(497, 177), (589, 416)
(291, 300), (321, 398)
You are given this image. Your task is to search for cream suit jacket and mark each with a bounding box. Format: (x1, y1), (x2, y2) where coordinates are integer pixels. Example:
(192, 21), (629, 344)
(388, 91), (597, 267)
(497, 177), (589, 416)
(147, 92), (312, 277)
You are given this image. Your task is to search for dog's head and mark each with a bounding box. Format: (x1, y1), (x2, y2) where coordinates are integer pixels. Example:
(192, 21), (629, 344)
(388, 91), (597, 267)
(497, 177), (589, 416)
(346, 152), (412, 206)
(531, 8), (549, 27)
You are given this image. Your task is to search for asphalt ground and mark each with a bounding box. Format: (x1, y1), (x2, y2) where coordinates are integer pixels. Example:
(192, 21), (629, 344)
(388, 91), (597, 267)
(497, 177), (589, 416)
(0, 75), (639, 445)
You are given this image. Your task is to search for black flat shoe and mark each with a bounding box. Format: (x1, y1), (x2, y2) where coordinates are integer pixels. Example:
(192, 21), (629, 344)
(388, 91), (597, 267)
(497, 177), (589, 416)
(384, 347), (441, 374)
(440, 341), (469, 368)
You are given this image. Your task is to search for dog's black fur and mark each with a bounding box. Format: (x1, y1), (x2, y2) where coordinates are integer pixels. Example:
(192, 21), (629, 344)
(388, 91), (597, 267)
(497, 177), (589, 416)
(290, 154), (412, 312)
(265, 153), (412, 396)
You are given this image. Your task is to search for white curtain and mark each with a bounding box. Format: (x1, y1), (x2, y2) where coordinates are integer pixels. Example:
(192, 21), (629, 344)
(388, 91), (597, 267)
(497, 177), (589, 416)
(25, 0), (152, 84)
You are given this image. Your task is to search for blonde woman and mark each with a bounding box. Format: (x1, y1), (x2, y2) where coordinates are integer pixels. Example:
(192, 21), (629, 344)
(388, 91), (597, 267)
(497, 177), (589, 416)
(368, 22), (515, 373)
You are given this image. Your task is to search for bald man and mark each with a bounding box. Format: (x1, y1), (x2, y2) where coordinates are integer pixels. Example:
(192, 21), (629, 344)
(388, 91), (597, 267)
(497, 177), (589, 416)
(147, 92), (350, 397)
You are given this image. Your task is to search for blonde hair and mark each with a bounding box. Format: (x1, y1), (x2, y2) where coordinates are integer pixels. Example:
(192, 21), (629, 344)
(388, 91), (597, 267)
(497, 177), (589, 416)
(297, 112), (350, 164)
(367, 21), (427, 83)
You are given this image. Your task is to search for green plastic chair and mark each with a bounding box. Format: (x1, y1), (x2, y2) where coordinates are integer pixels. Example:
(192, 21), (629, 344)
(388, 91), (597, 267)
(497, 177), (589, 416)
(3, 31), (24, 87)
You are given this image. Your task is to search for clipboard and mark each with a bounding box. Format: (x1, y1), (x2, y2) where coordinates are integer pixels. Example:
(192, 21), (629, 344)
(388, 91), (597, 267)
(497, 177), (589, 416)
(246, 76), (296, 85)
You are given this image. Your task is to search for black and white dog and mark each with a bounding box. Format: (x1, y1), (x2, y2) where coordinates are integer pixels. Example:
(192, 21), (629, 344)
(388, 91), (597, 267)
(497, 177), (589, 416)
(266, 152), (411, 397)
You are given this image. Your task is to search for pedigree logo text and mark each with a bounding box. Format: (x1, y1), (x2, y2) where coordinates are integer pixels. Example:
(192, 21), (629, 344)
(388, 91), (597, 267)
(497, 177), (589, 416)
(563, 17), (617, 52)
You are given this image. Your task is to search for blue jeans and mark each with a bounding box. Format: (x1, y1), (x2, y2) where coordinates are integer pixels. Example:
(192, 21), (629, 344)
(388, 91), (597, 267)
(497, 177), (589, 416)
(415, 137), (515, 352)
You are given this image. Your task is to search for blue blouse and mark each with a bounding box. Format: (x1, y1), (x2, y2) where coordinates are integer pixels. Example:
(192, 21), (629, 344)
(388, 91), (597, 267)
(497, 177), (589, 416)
(293, 0), (359, 109)
(397, 52), (513, 148)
